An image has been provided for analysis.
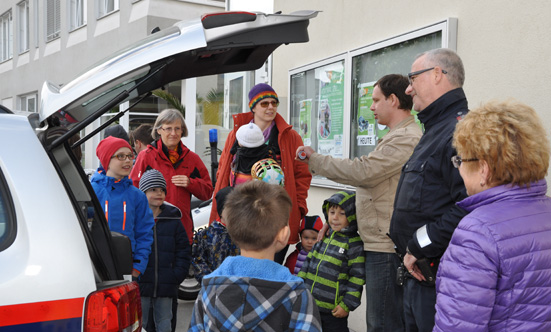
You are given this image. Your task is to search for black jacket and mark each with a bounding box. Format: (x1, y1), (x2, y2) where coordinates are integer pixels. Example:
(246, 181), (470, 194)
(139, 202), (191, 298)
(389, 88), (468, 260)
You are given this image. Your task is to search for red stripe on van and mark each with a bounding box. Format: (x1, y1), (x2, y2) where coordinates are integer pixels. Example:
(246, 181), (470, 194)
(0, 298), (84, 327)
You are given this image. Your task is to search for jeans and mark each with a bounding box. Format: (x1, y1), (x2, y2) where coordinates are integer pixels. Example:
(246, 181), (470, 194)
(141, 297), (173, 332)
(320, 312), (349, 332)
(364, 251), (404, 332)
(403, 278), (436, 332)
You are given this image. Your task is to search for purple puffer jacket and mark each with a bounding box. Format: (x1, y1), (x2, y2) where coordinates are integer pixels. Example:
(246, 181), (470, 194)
(434, 179), (551, 332)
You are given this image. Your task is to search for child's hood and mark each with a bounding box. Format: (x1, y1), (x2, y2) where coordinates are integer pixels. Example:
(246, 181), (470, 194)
(323, 190), (357, 228)
(156, 202), (183, 220)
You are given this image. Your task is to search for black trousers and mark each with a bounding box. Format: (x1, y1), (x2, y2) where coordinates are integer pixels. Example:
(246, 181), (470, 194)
(403, 277), (436, 332)
(320, 312), (349, 332)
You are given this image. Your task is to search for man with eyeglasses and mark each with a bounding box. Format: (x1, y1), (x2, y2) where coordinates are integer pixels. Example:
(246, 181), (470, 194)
(389, 48), (469, 332)
(296, 74), (422, 332)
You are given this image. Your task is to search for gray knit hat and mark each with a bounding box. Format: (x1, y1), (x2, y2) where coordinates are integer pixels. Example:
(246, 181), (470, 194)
(139, 169), (166, 193)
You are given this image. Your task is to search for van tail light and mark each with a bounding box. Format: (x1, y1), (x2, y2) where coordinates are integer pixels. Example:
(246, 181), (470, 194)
(83, 281), (142, 332)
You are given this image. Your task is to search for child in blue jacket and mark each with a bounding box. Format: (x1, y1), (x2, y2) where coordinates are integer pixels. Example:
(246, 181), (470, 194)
(91, 136), (154, 278)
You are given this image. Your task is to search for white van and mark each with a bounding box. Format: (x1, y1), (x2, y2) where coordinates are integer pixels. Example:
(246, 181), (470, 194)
(0, 10), (317, 331)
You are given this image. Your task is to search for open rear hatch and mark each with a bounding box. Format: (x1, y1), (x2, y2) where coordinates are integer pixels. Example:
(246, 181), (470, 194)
(35, 10), (318, 282)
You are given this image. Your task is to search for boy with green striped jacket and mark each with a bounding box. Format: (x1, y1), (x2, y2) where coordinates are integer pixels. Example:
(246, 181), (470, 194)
(298, 190), (365, 331)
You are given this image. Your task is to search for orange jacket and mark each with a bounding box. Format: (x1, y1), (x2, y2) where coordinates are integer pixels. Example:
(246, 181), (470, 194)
(210, 112), (312, 244)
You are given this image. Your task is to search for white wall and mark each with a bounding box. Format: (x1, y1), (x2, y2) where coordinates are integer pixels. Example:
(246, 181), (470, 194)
(272, 0), (551, 211)
(271, 2), (551, 329)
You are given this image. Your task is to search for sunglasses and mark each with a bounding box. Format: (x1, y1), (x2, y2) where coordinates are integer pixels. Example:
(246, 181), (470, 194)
(259, 100), (279, 108)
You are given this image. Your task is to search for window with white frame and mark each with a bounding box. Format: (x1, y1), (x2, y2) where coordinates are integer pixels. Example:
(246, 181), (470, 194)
(289, 19), (457, 187)
(33, 0), (38, 47)
(97, 0), (119, 18)
(69, 0), (87, 30)
(46, 0), (61, 41)
(18, 92), (37, 112)
(0, 10), (13, 62)
(17, 1), (29, 53)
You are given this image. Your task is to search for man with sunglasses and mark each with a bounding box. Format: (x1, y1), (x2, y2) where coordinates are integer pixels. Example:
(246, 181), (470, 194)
(389, 48), (469, 332)
(210, 83), (312, 264)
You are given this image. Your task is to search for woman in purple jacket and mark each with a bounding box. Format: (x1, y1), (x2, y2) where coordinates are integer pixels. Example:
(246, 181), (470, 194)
(433, 100), (551, 332)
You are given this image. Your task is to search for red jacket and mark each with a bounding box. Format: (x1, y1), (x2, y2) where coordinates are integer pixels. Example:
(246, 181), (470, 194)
(210, 112), (312, 244)
(131, 140), (213, 243)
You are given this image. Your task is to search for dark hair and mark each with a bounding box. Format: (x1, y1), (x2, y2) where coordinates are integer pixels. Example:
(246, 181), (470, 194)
(223, 180), (291, 251)
(130, 124), (153, 146)
(374, 74), (413, 111)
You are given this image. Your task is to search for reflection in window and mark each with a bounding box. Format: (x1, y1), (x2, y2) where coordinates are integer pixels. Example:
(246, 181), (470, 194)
(290, 60), (345, 159)
(350, 32), (440, 159)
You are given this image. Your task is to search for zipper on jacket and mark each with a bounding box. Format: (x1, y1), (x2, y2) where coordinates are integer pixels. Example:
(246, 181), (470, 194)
(311, 231), (335, 293)
(122, 201), (127, 231)
(105, 200), (108, 222)
(153, 223), (158, 298)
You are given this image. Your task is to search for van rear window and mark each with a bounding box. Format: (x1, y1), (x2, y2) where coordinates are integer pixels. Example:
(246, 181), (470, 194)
(0, 169), (16, 251)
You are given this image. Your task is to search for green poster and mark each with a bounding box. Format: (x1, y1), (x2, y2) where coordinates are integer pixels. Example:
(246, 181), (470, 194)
(357, 82), (376, 146)
(411, 110), (425, 132)
(299, 99), (312, 146)
(317, 67), (344, 158)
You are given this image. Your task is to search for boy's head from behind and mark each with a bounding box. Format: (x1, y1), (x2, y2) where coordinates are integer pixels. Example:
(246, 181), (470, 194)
(323, 191), (356, 233)
(299, 216), (323, 252)
(223, 180), (291, 252)
(96, 136), (134, 180)
(139, 169), (167, 209)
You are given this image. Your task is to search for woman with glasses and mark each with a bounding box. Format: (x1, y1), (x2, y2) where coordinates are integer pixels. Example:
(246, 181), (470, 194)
(433, 100), (551, 332)
(210, 83), (312, 264)
(131, 108), (213, 245)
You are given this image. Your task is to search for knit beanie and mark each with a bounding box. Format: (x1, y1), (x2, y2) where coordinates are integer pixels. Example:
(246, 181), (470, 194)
(96, 136), (133, 170)
(215, 186), (234, 217)
(248, 83), (279, 111)
(139, 169), (167, 193)
(236, 123), (265, 148)
(299, 215), (323, 234)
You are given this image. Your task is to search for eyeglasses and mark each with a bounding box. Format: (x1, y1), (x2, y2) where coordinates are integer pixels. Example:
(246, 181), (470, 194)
(159, 126), (182, 133)
(451, 155), (478, 168)
(259, 100), (279, 108)
(112, 153), (135, 161)
(407, 67), (448, 84)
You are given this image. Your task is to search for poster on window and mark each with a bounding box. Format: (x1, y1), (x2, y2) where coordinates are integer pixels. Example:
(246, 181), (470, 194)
(299, 99), (312, 146)
(317, 67), (344, 157)
(356, 82), (376, 146)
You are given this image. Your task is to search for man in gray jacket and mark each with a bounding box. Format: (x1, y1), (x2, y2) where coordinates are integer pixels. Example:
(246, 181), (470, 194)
(296, 74), (422, 332)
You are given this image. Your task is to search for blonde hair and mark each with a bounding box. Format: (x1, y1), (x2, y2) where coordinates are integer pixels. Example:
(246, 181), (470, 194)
(453, 99), (550, 187)
(223, 180), (291, 251)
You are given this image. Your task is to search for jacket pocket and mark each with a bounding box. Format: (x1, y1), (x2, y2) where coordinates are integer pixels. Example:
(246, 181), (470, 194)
(395, 160), (426, 212)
